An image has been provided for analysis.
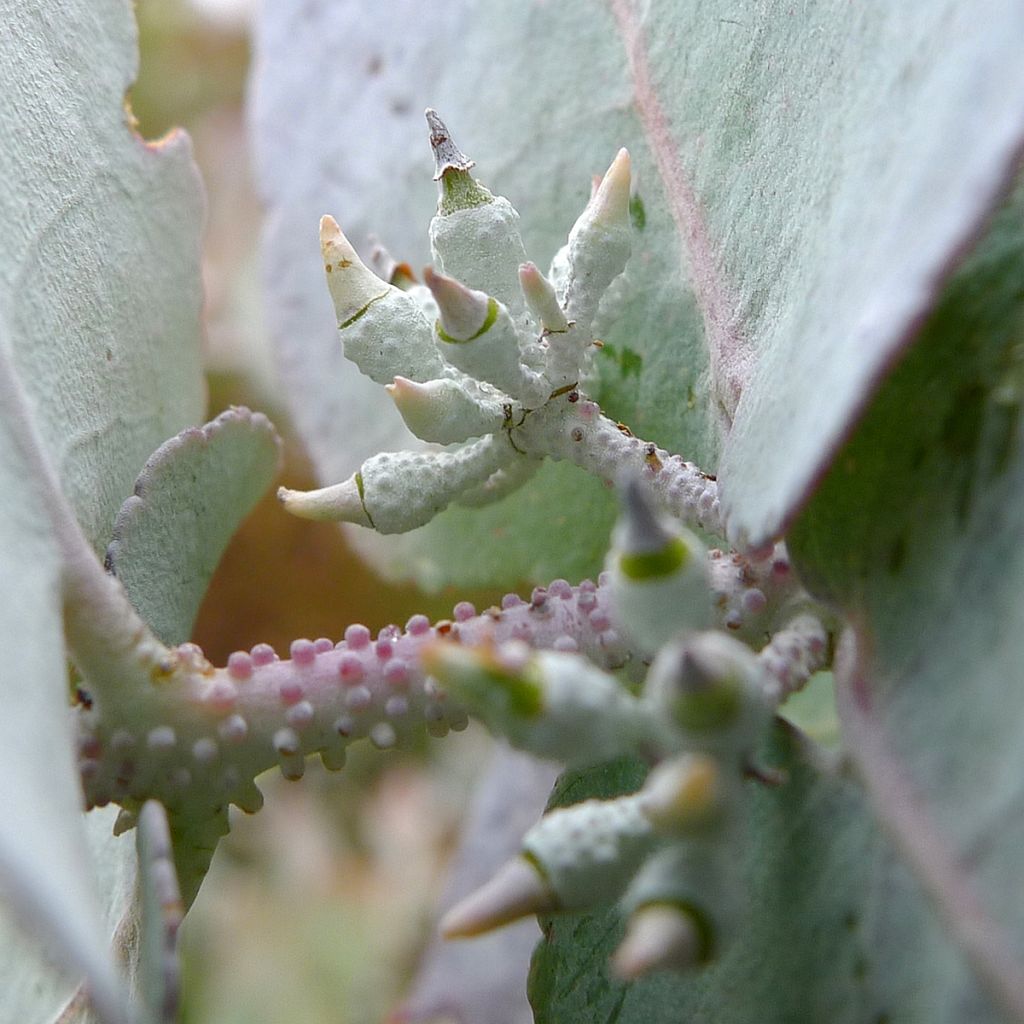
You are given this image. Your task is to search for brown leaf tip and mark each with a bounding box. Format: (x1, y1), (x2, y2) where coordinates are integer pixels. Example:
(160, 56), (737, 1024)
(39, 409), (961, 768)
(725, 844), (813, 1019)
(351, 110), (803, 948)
(425, 107), (475, 180)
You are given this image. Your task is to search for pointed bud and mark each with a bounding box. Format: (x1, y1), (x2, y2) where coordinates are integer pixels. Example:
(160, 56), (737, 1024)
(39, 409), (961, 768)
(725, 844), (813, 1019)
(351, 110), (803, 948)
(113, 807), (138, 836)
(421, 642), (544, 721)
(425, 108), (494, 214)
(588, 148), (631, 230)
(440, 856), (557, 938)
(607, 477), (711, 655)
(612, 904), (704, 979)
(284, 437), (511, 534)
(424, 266), (496, 342)
(424, 642), (655, 766)
(277, 476), (373, 527)
(641, 754), (724, 833)
(522, 794), (656, 910)
(369, 236), (417, 289)
(425, 107), (475, 178)
(519, 262), (568, 332)
(320, 215), (390, 326)
(561, 149), (633, 330)
(321, 216), (443, 384)
(644, 633), (770, 756)
(386, 376), (504, 445)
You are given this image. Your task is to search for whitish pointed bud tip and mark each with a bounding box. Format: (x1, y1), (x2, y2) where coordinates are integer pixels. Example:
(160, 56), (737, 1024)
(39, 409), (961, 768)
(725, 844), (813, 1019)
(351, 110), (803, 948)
(611, 904), (702, 980)
(591, 148), (632, 227)
(319, 213), (342, 242)
(319, 214), (364, 266)
(277, 478), (372, 527)
(518, 262), (568, 332)
(440, 857), (556, 938)
(319, 214), (363, 264)
(386, 375), (424, 405)
(423, 266), (494, 341)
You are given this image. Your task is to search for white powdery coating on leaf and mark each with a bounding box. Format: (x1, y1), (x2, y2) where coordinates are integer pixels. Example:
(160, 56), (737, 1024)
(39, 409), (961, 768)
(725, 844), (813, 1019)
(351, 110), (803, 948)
(430, 196), (531, 323)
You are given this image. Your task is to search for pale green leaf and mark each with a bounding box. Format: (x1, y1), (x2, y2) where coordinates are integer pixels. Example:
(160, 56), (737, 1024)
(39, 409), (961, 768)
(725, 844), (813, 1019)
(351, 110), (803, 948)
(0, 1), (207, 1020)
(0, 0), (205, 553)
(105, 407), (282, 646)
(0, 387), (132, 1024)
(530, 738), (995, 1023)
(787, 180), (1024, 1019)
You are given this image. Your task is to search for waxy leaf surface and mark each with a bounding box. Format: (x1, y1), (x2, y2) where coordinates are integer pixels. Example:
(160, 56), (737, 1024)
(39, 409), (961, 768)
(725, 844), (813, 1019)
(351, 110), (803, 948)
(0, 1), (207, 1019)
(253, 0), (1024, 576)
(106, 407), (282, 646)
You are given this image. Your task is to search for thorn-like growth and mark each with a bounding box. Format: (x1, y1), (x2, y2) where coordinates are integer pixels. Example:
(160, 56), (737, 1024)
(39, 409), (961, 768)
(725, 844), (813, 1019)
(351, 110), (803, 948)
(586, 148), (632, 231)
(425, 107), (475, 179)
(369, 236), (417, 289)
(426, 108), (494, 215)
(424, 642), (656, 766)
(641, 754), (724, 834)
(440, 856), (556, 938)
(321, 216), (443, 384)
(645, 632), (770, 759)
(422, 642), (544, 721)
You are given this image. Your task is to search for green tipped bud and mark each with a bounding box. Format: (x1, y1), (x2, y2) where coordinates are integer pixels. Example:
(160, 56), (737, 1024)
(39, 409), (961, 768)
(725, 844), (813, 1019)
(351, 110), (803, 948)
(424, 266), (496, 342)
(424, 268), (547, 405)
(519, 261), (568, 333)
(386, 375), (505, 444)
(644, 632), (771, 757)
(426, 107), (494, 214)
(422, 641), (544, 720)
(607, 478), (711, 655)
(425, 643), (654, 766)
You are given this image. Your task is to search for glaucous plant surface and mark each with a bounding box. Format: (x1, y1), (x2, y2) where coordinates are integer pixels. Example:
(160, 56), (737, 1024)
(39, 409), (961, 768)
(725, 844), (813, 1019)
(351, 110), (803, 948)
(4, 2), (1024, 1024)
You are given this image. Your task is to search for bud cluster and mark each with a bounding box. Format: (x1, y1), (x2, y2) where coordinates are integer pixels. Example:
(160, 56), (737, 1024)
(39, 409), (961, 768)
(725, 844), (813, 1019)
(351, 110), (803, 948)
(421, 483), (829, 978)
(278, 110), (720, 537)
(72, 113), (836, 986)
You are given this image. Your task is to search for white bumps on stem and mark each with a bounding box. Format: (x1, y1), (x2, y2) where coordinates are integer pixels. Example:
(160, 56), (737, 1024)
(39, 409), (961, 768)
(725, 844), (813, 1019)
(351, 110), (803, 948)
(281, 435), (513, 533)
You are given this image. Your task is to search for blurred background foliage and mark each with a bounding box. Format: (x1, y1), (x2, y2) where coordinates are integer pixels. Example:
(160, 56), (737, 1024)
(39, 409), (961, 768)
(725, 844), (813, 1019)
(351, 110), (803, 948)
(130, 2), (503, 1020)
